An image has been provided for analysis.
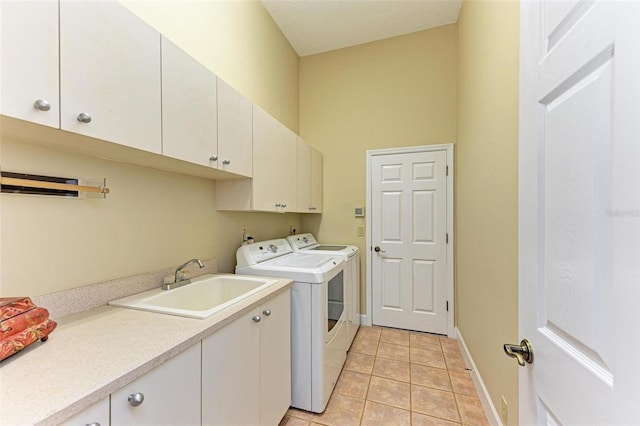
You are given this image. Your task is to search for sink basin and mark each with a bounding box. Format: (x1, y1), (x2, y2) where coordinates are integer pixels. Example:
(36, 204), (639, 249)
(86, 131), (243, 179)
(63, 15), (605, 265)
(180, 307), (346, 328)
(109, 274), (279, 319)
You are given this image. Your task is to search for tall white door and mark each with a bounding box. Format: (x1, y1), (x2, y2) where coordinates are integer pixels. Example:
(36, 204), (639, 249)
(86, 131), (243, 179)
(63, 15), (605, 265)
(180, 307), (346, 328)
(370, 149), (449, 334)
(519, 1), (640, 424)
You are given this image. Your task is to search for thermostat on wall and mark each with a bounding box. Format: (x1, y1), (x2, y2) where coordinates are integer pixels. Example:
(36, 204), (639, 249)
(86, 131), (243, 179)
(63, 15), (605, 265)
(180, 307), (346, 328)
(355, 207), (365, 217)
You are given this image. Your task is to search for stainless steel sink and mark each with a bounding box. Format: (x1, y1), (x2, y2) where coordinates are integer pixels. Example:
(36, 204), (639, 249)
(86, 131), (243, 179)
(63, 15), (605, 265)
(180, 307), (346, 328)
(109, 274), (278, 319)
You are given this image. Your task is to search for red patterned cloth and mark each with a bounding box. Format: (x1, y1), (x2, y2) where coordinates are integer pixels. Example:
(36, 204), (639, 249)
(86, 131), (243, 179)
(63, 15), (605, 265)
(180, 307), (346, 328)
(0, 298), (57, 362)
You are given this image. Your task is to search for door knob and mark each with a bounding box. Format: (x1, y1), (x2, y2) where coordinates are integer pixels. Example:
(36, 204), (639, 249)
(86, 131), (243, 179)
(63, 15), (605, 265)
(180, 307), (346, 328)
(77, 112), (92, 123)
(503, 339), (533, 366)
(128, 392), (144, 407)
(374, 246), (386, 253)
(33, 99), (51, 111)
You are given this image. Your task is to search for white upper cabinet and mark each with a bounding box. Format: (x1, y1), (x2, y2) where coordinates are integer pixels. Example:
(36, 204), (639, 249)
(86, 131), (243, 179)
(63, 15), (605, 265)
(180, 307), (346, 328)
(161, 36), (218, 166)
(59, 0), (162, 154)
(216, 106), (309, 212)
(251, 105), (297, 212)
(310, 145), (323, 212)
(217, 79), (253, 177)
(296, 138), (323, 213)
(0, 0), (60, 128)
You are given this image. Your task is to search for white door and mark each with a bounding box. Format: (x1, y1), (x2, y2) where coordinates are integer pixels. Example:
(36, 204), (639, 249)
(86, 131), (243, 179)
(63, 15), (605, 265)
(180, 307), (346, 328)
(519, 1), (640, 424)
(370, 148), (449, 335)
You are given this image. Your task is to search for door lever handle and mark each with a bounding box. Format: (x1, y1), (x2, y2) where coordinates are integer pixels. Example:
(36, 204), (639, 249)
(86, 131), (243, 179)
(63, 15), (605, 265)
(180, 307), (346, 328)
(503, 339), (533, 367)
(374, 246), (386, 253)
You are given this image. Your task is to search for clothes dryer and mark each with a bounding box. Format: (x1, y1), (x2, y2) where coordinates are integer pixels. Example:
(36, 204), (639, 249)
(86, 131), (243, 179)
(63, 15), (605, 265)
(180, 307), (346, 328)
(286, 233), (361, 349)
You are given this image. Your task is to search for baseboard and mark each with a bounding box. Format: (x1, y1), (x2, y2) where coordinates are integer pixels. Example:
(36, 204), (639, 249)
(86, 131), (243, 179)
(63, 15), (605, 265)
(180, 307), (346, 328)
(359, 313), (371, 326)
(456, 327), (503, 426)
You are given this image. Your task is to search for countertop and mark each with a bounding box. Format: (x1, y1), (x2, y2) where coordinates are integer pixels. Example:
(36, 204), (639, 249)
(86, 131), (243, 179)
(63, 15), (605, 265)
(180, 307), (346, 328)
(0, 276), (293, 425)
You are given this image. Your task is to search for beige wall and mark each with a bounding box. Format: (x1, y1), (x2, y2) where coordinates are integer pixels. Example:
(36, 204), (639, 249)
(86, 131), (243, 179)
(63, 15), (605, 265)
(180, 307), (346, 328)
(120, 0), (299, 133)
(0, 1), (300, 297)
(456, 0), (520, 423)
(299, 26), (457, 308)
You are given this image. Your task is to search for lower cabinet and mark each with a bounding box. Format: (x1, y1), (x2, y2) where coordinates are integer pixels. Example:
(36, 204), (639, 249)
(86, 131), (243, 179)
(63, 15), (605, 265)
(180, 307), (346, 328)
(60, 396), (110, 426)
(202, 289), (291, 426)
(111, 343), (201, 426)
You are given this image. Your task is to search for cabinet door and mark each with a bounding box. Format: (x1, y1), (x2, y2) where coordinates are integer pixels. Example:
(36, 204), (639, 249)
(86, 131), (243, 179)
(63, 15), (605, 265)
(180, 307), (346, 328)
(259, 290), (292, 426)
(60, 397), (109, 426)
(0, 0), (59, 128)
(59, 1), (161, 153)
(202, 312), (260, 426)
(279, 126), (298, 212)
(111, 343), (201, 426)
(217, 79), (253, 177)
(311, 146), (323, 212)
(161, 36), (217, 167)
(252, 105), (283, 211)
(296, 138), (312, 212)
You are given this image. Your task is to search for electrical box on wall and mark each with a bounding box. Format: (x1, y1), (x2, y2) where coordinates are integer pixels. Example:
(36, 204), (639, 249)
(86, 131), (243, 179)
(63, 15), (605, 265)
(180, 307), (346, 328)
(355, 207), (365, 217)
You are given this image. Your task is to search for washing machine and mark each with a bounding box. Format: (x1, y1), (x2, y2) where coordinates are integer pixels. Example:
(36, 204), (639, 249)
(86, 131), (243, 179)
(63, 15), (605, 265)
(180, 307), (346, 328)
(236, 238), (347, 413)
(286, 233), (361, 349)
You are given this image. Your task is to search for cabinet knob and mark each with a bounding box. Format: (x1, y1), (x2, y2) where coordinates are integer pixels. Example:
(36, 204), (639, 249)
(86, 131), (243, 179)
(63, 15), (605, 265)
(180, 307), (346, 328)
(128, 392), (144, 407)
(77, 112), (92, 123)
(85, 423), (101, 426)
(33, 99), (51, 111)
(275, 203), (281, 208)
(209, 155), (218, 161)
(262, 309), (271, 316)
(281, 203), (287, 208)
(252, 315), (262, 323)
(222, 159), (231, 165)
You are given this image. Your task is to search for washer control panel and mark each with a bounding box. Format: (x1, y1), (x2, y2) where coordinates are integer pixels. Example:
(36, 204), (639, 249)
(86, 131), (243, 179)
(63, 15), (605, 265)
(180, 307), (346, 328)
(286, 233), (318, 250)
(236, 239), (293, 266)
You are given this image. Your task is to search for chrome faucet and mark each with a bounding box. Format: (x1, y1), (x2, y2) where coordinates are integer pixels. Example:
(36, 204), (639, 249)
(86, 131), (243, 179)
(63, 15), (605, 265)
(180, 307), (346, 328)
(163, 258), (205, 290)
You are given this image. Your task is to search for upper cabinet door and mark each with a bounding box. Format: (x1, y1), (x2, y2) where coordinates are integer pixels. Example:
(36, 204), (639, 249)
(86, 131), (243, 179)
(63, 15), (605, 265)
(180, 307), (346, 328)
(279, 126), (298, 212)
(296, 138), (312, 212)
(0, 1), (59, 128)
(59, 1), (161, 154)
(161, 36), (217, 166)
(217, 79), (253, 177)
(295, 138), (323, 213)
(252, 105), (282, 211)
(310, 146), (323, 212)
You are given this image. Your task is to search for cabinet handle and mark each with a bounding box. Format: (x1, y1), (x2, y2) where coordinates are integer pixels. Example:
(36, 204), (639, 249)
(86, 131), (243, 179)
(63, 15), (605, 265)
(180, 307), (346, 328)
(77, 112), (92, 123)
(33, 99), (51, 111)
(222, 159), (231, 165)
(85, 423), (101, 426)
(262, 309), (271, 316)
(128, 392), (144, 407)
(209, 155), (218, 161)
(252, 315), (262, 323)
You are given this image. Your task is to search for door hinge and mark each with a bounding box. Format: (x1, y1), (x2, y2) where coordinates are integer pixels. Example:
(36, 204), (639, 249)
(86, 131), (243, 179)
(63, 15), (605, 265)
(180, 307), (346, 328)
(446, 301), (449, 312)
(446, 165), (449, 176)
(446, 233), (449, 244)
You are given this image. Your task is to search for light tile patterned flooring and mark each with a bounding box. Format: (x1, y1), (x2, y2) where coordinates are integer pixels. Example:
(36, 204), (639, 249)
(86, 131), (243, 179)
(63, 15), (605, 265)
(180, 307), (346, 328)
(280, 326), (489, 426)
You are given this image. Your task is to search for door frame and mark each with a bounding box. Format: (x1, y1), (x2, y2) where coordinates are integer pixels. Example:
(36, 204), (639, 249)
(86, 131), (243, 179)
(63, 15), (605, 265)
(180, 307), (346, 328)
(365, 143), (455, 337)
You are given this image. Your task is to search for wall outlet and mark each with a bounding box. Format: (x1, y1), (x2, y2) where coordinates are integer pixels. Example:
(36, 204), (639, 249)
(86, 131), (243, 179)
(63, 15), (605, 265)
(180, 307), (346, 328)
(356, 225), (365, 236)
(501, 395), (508, 424)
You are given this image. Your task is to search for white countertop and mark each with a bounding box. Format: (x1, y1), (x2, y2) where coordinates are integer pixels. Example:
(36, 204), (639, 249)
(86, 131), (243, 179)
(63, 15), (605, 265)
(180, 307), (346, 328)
(0, 276), (293, 425)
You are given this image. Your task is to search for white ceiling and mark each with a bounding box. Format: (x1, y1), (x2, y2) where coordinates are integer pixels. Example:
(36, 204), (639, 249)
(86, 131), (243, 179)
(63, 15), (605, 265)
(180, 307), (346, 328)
(261, 0), (462, 57)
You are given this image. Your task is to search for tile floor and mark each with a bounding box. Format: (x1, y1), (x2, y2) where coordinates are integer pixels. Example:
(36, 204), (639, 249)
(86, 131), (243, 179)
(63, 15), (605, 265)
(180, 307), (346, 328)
(280, 326), (490, 426)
